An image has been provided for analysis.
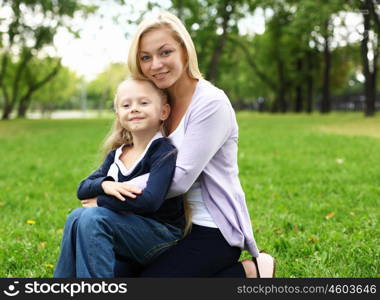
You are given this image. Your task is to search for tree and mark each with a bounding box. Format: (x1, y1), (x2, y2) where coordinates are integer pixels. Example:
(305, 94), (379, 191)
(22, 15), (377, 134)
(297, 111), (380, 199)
(360, 0), (379, 116)
(0, 0), (96, 119)
(30, 61), (81, 115)
(87, 63), (130, 111)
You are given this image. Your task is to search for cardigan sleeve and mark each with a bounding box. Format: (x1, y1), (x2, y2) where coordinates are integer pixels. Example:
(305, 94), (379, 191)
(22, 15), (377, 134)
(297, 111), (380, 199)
(76, 151), (116, 200)
(127, 98), (232, 198)
(97, 139), (178, 213)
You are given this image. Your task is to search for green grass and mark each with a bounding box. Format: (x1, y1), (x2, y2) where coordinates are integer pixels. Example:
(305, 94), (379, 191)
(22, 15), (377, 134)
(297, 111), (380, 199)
(0, 113), (379, 277)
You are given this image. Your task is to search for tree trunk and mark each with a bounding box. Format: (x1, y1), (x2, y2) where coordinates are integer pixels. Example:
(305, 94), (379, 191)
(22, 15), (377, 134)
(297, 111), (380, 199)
(361, 1), (376, 117)
(17, 99), (29, 118)
(305, 51), (314, 113)
(16, 60), (61, 118)
(277, 59), (287, 112)
(176, 0), (184, 21)
(206, 0), (234, 82)
(1, 103), (13, 120)
(321, 19), (331, 113)
(294, 58), (303, 112)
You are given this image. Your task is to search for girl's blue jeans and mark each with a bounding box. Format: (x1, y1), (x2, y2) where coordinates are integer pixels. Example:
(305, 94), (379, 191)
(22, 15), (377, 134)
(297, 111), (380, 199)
(53, 207), (181, 278)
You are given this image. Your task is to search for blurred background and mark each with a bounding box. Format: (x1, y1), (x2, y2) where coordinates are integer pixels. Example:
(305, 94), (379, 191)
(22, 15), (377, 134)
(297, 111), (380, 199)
(1, 1), (379, 277)
(1, 0), (379, 120)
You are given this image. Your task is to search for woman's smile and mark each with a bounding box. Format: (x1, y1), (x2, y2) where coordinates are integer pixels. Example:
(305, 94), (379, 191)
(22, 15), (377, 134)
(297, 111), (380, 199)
(153, 71), (170, 80)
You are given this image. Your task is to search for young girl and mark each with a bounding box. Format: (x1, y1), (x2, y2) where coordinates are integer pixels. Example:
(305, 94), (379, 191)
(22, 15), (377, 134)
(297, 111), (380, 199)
(53, 77), (185, 277)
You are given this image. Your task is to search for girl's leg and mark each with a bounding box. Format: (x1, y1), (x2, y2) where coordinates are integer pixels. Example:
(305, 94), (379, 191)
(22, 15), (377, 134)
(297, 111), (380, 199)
(54, 208), (86, 277)
(139, 224), (241, 277)
(74, 207), (180, 278)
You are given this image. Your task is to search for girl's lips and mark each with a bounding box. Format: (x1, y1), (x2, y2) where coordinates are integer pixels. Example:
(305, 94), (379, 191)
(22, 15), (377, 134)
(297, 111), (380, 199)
(129, 117), (144, 121)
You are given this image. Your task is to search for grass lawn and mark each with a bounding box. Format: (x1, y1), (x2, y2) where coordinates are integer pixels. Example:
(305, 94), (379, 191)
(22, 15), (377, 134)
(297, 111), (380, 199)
(0, 112), (379, 277)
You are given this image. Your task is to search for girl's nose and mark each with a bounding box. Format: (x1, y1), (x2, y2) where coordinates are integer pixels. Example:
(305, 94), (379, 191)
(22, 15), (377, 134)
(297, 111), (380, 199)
(130, 103), (140, 112)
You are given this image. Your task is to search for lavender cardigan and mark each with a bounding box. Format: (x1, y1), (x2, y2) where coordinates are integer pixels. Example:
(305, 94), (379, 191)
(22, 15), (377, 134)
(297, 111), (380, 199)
(129, 79), (260, 257)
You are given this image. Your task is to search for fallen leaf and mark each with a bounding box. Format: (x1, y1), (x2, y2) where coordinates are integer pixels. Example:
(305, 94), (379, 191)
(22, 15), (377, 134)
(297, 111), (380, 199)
(309, 236), (318, 243)
(275, 228), (284, 235)
(26, 220), (36, 225)
(325, 212), (335, 220)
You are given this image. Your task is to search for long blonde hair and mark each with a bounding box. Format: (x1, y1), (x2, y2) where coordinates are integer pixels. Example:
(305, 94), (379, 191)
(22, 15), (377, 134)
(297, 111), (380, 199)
(128, 11), (203, 81)
(127, 12), (198, 234)
(102, 76), (192, 235)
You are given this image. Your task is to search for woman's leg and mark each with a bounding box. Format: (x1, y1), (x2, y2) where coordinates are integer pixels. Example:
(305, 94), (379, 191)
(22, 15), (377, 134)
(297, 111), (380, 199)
(114, 258), (143, 277)
(73, 207), (181, 277)
(54, 207), (86, 277)
(139, 224), (241, 277)
(213, 262), (246, 277)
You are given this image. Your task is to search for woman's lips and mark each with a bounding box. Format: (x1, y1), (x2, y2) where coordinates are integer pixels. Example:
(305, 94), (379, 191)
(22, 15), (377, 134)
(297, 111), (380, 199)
(153, 71), (169, 80)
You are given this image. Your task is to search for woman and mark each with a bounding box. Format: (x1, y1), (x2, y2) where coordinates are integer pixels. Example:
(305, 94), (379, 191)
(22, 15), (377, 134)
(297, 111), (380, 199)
(110, 11), (276, 277)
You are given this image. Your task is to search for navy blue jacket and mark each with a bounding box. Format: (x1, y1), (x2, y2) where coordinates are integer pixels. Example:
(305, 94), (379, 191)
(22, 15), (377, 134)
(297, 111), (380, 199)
(77, 138), (185, 230)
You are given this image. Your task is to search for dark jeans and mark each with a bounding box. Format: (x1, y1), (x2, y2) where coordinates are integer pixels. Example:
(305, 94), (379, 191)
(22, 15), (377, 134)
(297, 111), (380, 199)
(54, 207), (182, 278)
(115, 224), (246, 277)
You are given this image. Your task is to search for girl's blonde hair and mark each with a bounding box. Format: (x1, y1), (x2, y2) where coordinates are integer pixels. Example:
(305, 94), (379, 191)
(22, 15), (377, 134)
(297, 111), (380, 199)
(102, 77), (168, 154)
(104, 75), (193, 236)
(128, 11), (203, 81)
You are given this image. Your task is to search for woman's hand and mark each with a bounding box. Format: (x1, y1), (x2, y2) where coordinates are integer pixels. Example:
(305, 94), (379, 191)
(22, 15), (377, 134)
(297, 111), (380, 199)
(101, 181), (142, 201)
(81, 198), (98, 207)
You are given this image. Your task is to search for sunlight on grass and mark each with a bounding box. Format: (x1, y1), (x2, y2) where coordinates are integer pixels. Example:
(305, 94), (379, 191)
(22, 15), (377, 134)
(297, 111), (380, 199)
(318, 115), (380, 138)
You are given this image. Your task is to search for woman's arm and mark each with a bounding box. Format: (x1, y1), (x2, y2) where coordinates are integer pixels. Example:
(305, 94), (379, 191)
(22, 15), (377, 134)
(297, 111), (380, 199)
(128, 99), (232, 198)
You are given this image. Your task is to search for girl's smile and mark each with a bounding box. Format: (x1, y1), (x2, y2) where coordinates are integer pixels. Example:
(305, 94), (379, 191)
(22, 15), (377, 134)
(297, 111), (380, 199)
(115, 79), (170, 137)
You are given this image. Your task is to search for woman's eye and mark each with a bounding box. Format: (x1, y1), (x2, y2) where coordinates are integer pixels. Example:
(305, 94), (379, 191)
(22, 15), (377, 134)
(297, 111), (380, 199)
(161, 50), (172, 56)
(140, 55), (150, 61)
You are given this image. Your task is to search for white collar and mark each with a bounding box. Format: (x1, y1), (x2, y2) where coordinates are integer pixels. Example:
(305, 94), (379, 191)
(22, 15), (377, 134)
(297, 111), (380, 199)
(115, 131), (163, 176)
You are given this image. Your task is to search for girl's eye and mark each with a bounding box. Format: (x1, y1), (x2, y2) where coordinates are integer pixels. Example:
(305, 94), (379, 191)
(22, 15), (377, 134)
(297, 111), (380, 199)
(141, 101), (149, 105)
(123, 104), (130, 108)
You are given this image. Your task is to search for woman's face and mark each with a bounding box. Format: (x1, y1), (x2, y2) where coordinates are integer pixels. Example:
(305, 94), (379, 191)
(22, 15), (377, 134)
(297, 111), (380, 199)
(138, 28), (187, 89)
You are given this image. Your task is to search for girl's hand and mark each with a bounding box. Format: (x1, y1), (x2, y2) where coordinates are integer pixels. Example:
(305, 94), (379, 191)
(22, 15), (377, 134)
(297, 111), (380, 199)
(81, 198), (98, 207)
(101, 181), (142, 201)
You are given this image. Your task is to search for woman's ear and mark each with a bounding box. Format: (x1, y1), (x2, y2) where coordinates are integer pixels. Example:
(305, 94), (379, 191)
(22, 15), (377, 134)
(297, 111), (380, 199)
(160, 103), (171, 121)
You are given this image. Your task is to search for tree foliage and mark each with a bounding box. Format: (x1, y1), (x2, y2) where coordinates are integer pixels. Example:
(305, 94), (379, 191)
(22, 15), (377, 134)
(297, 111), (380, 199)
(0, 0), (97, 119)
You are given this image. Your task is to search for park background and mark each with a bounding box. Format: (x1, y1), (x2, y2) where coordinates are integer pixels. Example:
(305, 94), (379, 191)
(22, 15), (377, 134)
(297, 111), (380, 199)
(0, 0), (379, 277)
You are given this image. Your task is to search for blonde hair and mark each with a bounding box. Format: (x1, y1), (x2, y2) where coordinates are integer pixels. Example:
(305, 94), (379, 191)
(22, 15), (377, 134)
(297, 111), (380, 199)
(128, 11), (203, 81)
(102, 77), (168, 154)
(127, 12), (196, 235)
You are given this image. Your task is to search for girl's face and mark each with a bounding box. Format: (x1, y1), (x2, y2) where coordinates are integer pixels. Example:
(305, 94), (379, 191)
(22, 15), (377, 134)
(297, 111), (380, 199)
(138, 28), (187, 89)
(116, 80), (170, 134)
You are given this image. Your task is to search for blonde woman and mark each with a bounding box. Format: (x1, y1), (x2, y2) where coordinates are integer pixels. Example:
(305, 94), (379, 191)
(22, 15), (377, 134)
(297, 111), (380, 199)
(117, 11), (276, 277)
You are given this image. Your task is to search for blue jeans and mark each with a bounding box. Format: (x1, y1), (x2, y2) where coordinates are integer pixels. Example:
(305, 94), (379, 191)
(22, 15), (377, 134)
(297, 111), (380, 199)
(53, 207), (181, 278)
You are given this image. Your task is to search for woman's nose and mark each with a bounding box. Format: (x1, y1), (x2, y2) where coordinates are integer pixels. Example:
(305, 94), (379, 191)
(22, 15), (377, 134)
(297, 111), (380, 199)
(151, 56), (163, 70)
